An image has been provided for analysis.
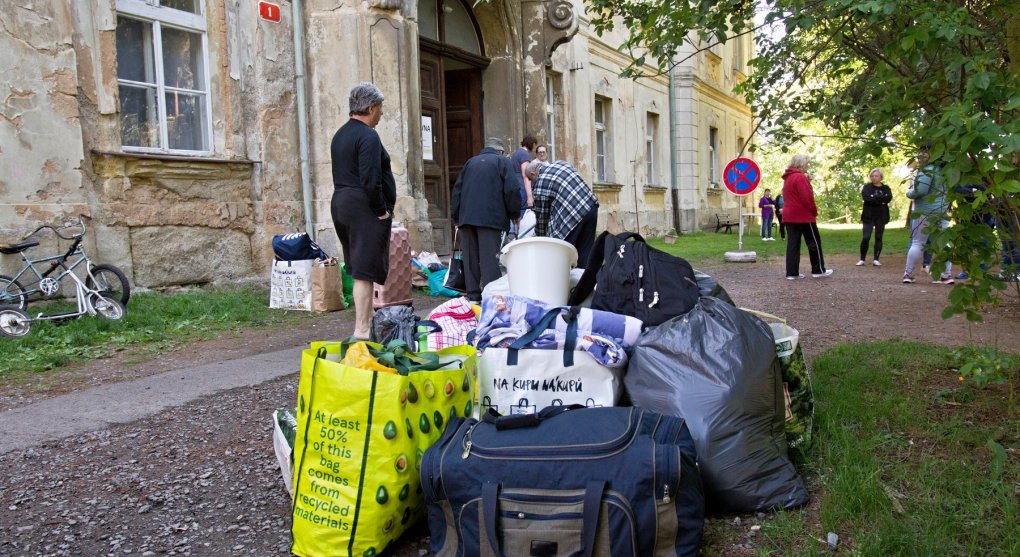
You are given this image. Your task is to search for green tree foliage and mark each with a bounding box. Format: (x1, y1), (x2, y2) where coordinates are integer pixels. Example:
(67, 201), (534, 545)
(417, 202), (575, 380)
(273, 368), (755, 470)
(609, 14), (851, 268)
(588, 0), (1020, 319)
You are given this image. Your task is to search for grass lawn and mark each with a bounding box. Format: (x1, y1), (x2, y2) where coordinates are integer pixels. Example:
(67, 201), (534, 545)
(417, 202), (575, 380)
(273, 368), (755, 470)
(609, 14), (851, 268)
(0, 284), (320, 378)
(647, 223), (911, 266)
(705, 340), (1019, 556)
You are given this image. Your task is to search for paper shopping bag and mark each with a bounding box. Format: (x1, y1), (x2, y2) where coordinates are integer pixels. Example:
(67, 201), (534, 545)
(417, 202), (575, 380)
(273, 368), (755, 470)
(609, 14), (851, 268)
(290, 341), (477, 557)
(310, 258), (345, 312)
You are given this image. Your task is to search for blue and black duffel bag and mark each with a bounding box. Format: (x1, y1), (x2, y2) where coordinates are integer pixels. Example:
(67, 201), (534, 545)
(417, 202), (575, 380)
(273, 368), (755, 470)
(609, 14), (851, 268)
(421, 405), (705, 557)
(271, 232), (328, 261)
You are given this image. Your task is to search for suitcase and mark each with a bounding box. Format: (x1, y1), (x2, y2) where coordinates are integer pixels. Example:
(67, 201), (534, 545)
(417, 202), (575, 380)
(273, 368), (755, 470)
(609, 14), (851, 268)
(421, 406), (705, 557)
(373, 226), (413, 308)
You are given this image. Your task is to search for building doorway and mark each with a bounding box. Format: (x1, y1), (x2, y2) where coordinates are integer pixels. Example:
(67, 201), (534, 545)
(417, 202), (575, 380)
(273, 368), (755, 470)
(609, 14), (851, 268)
(418, 0), (488, 254)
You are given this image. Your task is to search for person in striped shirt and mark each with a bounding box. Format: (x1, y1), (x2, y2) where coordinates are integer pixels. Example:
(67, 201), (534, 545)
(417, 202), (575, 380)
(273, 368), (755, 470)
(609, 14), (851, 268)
(525, 160), (600, 265)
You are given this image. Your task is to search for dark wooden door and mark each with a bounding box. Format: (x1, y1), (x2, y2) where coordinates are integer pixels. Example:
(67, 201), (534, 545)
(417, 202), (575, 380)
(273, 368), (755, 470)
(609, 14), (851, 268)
(444, 68), (483, 206)
(420, 51), (450, 254)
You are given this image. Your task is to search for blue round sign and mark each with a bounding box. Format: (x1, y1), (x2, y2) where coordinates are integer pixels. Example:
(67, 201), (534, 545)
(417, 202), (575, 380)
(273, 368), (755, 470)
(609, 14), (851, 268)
(722, 158), (761, 196)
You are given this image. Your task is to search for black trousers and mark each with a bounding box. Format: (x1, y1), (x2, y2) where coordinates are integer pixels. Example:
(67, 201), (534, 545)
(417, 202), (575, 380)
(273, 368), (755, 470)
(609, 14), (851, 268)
(460, 225), (502, 301)
(785, 222), (826, 276)
(860, 221), (886, 261)
(776, 212), (786, 239)
(564, 203), (599, 267)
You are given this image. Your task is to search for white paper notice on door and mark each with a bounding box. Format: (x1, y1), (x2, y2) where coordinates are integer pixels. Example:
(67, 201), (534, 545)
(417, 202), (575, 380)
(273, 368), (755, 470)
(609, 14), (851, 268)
(422, 116), (433, 161)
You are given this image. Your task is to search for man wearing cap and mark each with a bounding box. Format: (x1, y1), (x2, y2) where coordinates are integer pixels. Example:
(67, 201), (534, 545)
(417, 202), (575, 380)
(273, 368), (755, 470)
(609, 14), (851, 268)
(524, 159), (600, 265)
(450, 138), (522, 301)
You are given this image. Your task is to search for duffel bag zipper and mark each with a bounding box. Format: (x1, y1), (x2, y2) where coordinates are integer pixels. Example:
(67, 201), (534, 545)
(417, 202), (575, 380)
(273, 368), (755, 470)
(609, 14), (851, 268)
(460, 410), (639, 460)
(662, 446), (680, 503)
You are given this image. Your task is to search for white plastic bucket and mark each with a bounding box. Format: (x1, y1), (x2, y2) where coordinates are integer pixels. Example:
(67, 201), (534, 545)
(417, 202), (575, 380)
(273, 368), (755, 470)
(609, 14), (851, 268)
(499, 237), (578, 305)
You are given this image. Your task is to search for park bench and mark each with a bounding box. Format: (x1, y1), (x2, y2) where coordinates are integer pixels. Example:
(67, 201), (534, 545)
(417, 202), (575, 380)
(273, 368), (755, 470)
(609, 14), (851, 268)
(715, 213), (738, 233)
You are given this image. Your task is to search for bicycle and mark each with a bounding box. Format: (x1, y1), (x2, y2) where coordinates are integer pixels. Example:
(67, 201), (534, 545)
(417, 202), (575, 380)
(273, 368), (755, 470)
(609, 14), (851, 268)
(0, 215), (130, 337)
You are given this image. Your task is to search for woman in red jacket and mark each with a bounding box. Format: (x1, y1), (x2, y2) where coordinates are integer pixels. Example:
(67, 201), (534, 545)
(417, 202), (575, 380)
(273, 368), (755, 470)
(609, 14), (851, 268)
(782, 154), (833, 279)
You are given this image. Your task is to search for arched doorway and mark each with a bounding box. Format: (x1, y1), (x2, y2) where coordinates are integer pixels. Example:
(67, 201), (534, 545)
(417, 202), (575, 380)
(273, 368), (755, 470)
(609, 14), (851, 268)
(418, 0), (489, 254)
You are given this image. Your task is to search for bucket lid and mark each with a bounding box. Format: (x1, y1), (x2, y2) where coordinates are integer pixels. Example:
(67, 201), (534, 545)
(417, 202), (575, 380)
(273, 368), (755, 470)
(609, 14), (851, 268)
(500, 236), (578, 267)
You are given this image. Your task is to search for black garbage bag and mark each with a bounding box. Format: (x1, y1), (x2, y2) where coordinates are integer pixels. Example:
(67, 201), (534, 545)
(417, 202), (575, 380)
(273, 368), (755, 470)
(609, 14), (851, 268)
(626, 297), (809, 513)
(369, 306), (440, 350)
(693, 269), (734, 305)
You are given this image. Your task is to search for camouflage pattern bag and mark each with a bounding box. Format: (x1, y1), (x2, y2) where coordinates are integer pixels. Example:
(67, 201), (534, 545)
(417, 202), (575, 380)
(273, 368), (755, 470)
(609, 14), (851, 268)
(744, 310), (814, 458)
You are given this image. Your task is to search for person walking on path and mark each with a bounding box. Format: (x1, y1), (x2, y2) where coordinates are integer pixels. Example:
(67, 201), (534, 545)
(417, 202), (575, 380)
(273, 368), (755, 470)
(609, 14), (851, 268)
(525, 159), (600, 265)
(857, 168), (893, 267)
(330, 82), (396, 339)
(903, 146), (955, 284)
(782, 154), (833, 279)
(450, 138), (522, 301)
(759, 188), (776, 240)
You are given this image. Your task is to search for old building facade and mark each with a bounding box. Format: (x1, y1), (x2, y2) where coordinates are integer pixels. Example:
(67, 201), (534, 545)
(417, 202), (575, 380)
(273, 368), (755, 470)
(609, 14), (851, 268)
(0, 0), (751, 288)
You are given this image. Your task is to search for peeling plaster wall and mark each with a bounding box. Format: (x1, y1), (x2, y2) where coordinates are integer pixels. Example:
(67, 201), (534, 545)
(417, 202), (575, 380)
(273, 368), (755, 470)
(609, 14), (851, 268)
(0, 1), (87, 277)
(545, 13), (673, 237)
(672, 36), (755, 232)
(303, 0), (422, 257)
(0, 0), (307, 287)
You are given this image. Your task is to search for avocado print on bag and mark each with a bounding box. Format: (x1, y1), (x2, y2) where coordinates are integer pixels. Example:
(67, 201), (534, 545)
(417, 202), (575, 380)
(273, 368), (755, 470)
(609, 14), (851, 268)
(291, 341), (477, 557)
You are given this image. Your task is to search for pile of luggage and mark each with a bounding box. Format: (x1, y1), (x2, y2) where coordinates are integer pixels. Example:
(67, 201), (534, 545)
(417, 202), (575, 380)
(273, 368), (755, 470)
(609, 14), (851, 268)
(274, 231), (814, 557)
(269, 232), (352, 311)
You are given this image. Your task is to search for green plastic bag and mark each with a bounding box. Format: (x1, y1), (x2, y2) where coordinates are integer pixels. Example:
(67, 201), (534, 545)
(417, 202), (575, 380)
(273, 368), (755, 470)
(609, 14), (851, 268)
(291, 341), (477, 557)
(340, 262), (354, 307)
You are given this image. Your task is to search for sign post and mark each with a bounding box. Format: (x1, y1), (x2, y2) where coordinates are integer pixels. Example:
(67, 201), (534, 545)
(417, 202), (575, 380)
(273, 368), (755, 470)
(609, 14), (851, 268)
(721, 157), (761, 262)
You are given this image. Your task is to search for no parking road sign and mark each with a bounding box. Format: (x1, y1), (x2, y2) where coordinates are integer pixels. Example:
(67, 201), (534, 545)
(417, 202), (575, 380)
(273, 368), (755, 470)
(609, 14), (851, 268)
(722, 157), (761, 196)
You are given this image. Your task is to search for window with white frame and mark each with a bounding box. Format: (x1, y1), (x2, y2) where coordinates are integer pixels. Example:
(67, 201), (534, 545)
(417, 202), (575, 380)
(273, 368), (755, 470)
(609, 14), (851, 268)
(116, 0), (211, 153)
(594, 97), (610, 182)
(545, 75), (557, 161)
(732, 36), (744, 71)
(709, 126), (719, 184)
(646, 113), (658, 184)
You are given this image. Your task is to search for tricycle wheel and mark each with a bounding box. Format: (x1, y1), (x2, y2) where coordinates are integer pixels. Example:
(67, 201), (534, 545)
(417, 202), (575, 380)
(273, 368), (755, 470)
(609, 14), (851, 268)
(0, 305), (32, 337)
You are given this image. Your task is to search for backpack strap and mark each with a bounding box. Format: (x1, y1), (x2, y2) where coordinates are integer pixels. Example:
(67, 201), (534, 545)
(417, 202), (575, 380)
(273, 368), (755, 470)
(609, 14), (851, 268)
(567, 231), (611, 305)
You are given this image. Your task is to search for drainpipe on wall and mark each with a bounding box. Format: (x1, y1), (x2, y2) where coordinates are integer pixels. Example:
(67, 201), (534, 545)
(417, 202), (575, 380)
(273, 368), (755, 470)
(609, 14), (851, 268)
(668, 70), (681, 233)
(292, 0), (315, 238)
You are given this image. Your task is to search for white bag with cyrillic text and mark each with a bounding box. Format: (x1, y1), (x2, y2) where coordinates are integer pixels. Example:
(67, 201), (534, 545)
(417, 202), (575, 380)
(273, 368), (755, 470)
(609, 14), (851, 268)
(477, 347), (622, 415)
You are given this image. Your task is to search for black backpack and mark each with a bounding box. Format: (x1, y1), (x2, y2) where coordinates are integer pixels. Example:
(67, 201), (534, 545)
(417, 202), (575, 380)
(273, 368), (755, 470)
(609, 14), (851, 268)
(568, 232), (700, 326)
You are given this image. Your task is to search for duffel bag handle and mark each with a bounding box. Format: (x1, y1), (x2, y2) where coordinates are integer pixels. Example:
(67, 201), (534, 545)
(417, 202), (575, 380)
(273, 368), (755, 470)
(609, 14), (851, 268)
(481, 404), (585, 430)
(482, 480), (606, 557)
(506, 307), (581, 367)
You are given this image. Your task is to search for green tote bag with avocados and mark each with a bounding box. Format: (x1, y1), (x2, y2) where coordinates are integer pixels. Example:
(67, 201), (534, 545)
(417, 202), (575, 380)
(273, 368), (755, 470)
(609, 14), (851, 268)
(291, 341), (477, 557)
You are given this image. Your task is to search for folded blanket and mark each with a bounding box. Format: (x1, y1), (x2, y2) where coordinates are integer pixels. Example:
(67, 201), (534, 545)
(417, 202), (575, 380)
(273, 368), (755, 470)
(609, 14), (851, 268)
(473, 295), (643, 368)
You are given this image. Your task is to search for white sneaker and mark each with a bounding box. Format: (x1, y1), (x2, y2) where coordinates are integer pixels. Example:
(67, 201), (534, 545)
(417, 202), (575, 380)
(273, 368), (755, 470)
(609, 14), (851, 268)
(786, 274), (805, 280)
(872, 260), (881, 266)
(812, 269), (834, 278)
(855, 260), (865, 266)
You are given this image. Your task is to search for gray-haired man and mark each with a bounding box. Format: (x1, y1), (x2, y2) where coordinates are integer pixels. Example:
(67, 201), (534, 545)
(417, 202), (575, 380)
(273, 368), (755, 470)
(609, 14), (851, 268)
(450, 138), (521, 301)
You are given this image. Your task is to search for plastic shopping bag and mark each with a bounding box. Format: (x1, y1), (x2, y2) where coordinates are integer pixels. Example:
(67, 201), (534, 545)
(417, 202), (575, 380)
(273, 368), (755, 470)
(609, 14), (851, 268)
(290, 341), (477, 557)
